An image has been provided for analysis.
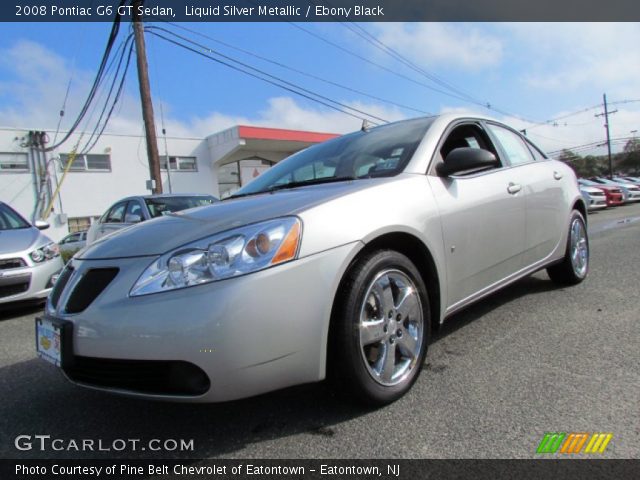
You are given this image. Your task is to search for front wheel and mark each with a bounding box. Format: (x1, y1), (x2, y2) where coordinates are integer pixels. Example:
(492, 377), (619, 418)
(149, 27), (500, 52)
(547, 210), (589, 285)
(330, 250), (430, 405)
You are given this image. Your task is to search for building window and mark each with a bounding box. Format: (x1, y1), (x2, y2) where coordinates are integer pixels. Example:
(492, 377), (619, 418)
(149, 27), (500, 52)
(60, 153), (111, 172)
(0, 152), (29, 172)
(161, 156), (198, 172)
(68, 216), (93, 233)
(218, 157), (274, 198)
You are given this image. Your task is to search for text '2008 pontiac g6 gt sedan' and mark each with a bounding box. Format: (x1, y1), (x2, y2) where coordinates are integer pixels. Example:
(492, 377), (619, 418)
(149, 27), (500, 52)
(35, 113), (589, 405)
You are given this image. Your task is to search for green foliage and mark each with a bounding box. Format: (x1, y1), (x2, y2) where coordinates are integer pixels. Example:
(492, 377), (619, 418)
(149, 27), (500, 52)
(618, 138), (640, 174)
(61, 249), (80, 264)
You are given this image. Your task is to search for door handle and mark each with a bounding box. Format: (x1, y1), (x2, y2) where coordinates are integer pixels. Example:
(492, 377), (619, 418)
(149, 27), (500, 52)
(553, 171), (563, 180)
(507, 182), (522, 194)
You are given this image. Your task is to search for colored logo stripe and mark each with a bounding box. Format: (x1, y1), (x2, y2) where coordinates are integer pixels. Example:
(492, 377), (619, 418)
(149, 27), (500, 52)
(560, 433), (589, 453)
(537, 432), (613, 454)
(584, 433), (613, 454)
(537, 433), (566, 453)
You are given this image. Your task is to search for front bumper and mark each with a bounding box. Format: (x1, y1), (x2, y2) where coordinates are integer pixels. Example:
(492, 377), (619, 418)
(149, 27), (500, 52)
(0, 257), (63, 305)
(44, 242), (360, 402)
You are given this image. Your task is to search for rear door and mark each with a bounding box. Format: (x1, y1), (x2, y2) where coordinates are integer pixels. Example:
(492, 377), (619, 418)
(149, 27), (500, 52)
(428, 120), (527, 309)
(485, 123), (565, 266)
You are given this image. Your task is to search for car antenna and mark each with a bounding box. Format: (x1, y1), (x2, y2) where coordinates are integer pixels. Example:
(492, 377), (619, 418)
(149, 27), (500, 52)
(361, 119), (372, 132)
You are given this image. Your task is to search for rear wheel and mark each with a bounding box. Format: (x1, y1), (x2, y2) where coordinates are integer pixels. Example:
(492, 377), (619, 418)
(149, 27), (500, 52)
(330, 250), (430, 405)
(547, 210), (589, 285)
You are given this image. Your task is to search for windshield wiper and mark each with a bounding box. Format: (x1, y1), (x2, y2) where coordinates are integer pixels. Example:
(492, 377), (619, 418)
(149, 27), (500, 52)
(225, 176), (356, 200)
(266, 176), (356, 192)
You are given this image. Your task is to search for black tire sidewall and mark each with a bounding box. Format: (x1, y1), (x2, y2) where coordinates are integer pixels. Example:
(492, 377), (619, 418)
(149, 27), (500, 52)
(333, 250), (430, 405)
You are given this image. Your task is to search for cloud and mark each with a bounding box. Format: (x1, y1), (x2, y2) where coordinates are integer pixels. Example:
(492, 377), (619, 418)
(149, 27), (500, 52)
(502, 23), (640, 97)
(367, 23), (503, 71)
(0, 40), (406, 141)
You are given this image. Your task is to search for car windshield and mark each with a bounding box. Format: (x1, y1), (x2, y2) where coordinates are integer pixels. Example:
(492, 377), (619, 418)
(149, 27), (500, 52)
(145, 196), (216, 218)
(230, 117), (434, 197)
(0, 203), (30, 230)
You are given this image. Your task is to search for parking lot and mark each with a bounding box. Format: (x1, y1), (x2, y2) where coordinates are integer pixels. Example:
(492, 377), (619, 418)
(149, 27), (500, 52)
(1, 203), (639, 460)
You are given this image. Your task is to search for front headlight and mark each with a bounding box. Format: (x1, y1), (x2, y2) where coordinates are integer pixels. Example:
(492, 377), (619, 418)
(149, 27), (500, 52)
(130, 217), (302, 296)
(30, 242), (60, 263)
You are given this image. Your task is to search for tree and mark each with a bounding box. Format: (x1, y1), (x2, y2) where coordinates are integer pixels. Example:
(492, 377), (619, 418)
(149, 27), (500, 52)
(618, 138), (640, 174)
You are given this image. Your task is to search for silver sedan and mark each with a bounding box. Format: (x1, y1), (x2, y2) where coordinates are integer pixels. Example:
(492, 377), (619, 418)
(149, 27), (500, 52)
(36, 114), (588, 405)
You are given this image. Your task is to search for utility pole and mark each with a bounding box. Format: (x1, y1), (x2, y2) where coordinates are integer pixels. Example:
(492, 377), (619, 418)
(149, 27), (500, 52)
(132, 0), (162, 193)
(595, 93), (617, 179)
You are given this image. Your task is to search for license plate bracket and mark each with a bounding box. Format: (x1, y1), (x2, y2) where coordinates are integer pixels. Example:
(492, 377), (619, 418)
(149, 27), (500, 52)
(35, 317), (73, 368)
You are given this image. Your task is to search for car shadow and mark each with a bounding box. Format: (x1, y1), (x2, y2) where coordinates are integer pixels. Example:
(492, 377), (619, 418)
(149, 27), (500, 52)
(1, 274), (557, 460)
(0, 357), (372, 459)
(0, 302), (44, 321)
(432, 274), (557, 341)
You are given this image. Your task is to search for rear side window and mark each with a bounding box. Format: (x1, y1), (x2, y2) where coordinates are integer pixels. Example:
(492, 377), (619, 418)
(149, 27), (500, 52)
(487, 124), (535, 166)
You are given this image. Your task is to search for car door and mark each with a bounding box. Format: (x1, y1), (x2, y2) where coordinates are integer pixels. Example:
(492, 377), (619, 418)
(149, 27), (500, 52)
(99, 201), (128, 239)
(428, 120), (527, 310)
(485, 122), (565, 266)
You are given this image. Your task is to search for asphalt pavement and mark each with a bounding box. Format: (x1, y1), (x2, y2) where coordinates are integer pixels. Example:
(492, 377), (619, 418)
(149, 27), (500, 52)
(1, 204), (639, 459)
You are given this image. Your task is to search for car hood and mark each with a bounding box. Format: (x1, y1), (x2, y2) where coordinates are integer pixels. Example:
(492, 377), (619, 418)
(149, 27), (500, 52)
(78, 178), (395, 259)
(592, 185), (620, 192)
(0, 227), (44, 255)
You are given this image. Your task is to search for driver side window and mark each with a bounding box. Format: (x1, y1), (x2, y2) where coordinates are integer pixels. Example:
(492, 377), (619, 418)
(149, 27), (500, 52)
(437, 123), (501, 175)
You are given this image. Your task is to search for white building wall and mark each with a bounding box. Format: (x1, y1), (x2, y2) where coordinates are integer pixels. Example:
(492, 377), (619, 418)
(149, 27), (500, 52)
(0, 127), (216, 242)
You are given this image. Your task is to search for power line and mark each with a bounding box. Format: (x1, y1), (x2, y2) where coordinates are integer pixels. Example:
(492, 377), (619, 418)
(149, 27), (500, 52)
(149, 20), (432, 116)
(80, 39), (135, 155)
(79, 33), (135, 154)
(43, 0), (128, 152)
(289, 23), (480, 105)
(547, 136), (634, 156)
(146, 27), (388, 125)
(340, 22), (485, 107)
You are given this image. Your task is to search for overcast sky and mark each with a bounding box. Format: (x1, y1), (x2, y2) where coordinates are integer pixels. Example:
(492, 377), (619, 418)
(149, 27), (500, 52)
(1, 22), (639, 155)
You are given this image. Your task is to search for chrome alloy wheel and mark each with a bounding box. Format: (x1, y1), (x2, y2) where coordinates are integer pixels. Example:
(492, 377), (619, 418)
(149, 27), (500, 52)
(570, 218), (588, 278)
(358, 269), (423, 386)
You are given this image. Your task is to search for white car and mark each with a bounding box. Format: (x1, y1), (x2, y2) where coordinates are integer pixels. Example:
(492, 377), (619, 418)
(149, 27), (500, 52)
(0, 202), (63, 305)
(580, 186), (607, 211)
(58, 231), (87, 255)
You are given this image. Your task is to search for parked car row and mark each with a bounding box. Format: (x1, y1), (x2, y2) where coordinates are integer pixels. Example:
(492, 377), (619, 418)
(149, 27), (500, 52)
(1, 194), (218, 305)
(578, 177), (640, 211)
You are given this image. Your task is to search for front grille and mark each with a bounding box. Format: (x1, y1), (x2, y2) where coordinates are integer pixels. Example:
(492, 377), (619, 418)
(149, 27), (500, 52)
(49, 265), (74, 309)
(65, 268), (119, 314)
(64, 356), (210, 396)
(0, 281), (29, 299)
(0, 258), (26, 270)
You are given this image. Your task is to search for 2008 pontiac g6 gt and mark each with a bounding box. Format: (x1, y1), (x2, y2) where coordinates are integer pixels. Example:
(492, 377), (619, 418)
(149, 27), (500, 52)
(36, 114), (589, 405)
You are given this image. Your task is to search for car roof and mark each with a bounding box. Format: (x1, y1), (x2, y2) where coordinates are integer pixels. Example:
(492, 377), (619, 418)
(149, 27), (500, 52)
(117, 193), (217, 201)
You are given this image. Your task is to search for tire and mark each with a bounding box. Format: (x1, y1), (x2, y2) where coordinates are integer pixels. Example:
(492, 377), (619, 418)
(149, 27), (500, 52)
(329, 250), (430, 406)
(547, 210), (589, 285)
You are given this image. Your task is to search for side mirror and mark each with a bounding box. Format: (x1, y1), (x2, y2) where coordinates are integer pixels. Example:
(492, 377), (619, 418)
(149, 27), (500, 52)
(34, 220), (49, 230)
(436, 147), (499, 177)
(124, 213), (142, 224)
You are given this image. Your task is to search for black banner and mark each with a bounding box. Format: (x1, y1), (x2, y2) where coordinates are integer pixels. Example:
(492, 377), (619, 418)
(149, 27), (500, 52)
(3, 459), (639, 480)
(4, 0), (640, 22)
